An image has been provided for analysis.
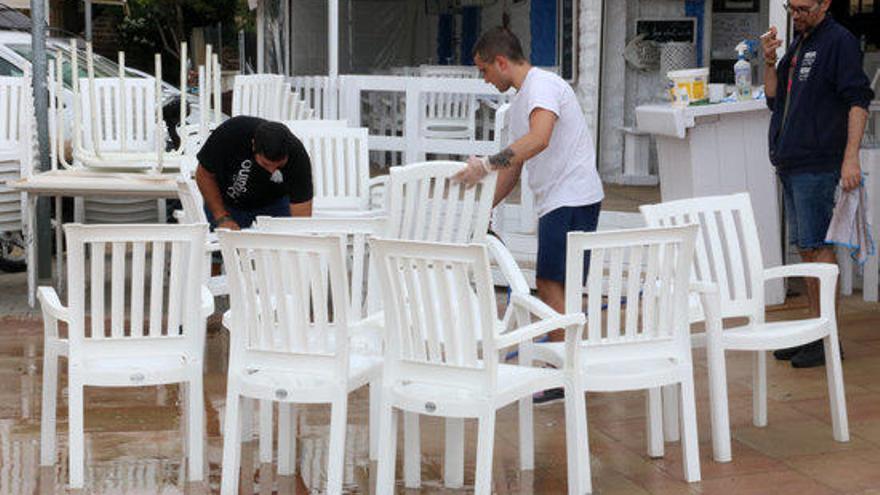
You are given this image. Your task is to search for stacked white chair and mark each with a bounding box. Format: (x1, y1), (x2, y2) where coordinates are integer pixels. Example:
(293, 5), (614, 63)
(38, 223), (213, 489)
(384, 160), (505, 488)
(0, 74), (32, 272)
(371, 237), (585, 495)
(231, 74), (286, 120)
(420, 65), (479, 141)
(175, 175), (228, 297)
(217, 231), (382, 494)
(640, 193), (849, 462)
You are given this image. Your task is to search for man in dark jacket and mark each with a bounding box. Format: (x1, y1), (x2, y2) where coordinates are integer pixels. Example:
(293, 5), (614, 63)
(762, 0), (874, 367)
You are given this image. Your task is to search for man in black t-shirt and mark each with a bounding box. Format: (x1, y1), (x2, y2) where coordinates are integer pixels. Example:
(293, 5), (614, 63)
(195, 116), (313, 229)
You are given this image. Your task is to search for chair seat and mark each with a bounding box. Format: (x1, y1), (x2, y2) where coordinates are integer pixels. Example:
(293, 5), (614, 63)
(80, 352), (197, 386)
(235, 353), (382, 403)
(390, 364), (563, 417)
(721, 317), (830, 351)
(533, 341), (689, 391)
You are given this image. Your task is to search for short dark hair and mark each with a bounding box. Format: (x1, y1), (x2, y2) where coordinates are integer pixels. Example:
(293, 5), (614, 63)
(473, 27), (526, 63)
(253, 121), (293, 161)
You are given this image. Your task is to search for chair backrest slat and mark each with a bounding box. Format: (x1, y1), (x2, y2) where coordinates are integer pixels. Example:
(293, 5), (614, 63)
(640, 193), (764, 319)
(148, 241), (165, 337)
(110, 242), (126, 337)
(130, 242), (146, 337)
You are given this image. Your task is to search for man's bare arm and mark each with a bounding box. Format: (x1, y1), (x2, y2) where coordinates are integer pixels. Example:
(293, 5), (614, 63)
(195, 165), (230, 220)
(840, 106), (869, 192)
(489, 108), (557, 169)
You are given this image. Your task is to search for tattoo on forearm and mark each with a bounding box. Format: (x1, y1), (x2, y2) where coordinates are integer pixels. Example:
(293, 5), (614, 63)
(488, 147), (515, 168)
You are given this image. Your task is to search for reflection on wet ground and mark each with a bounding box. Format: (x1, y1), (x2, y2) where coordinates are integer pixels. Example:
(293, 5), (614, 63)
(2, 289), (880, 494)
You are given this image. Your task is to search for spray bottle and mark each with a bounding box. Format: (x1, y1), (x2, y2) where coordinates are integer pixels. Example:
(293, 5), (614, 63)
(735, 41), (752, 101)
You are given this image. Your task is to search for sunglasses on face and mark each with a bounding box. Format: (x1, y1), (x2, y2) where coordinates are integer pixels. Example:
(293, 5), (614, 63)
(782, 0), (822, 16)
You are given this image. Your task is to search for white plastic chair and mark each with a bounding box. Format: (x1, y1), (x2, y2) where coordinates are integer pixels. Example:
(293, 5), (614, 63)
(231, 74), (286, 120)
(290, 127), (376, 214)
(420, 66), (479, 141)
(38, 223), (213, 489)
(640, 193), (849, 461)
(252, 215), (387, 471)
(383, 160), (497, 488)
(217, 231), (382, 494)
(372, 237), (585, 495)
(531, 225), (703, 492)
(0, 74), (33, 276)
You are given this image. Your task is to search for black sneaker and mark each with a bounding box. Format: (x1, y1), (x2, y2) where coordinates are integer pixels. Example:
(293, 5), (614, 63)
(791, 340), (845, 369)
(773, 345), (806, 361)
(533, 387), (565, 405)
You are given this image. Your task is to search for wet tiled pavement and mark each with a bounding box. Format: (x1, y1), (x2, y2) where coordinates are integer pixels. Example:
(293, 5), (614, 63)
(1, 283), (879, 494)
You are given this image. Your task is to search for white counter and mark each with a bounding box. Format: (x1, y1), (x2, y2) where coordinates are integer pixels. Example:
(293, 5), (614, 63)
(636, 99), (785, 305)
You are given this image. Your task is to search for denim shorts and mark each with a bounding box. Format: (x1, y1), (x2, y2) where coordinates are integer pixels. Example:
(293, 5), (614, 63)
(780, 171), (839, 250)
(536, 202), (602, 283)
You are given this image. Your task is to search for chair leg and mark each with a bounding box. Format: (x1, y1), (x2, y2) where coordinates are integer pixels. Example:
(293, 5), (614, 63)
(375, 394), (398, 495)
(220, 392), (243, 495)
(824, 333), (849, 442)
(564, 380), (591, 495)
(518, 395), (535, 470)
(706, 337), (732, 462)
(326, 396), (349, 495)
(39, 350), (58, 466)
(68, 381), (85, 489)
(518, 341), (535, 471)
(662, 384), (680, 442)
(444, 418), (465, 488)
(278, 403), (297, 475)
(187, 377), (205, 481)
(403, 412), (421, 488)
(369, 379), (380, 462)
(258, 399), (273, 464)
(752, 351), (768, 427)
(473, 411), (497, 495)
(678, 379), (701, 483)
(646, 387), (664, 458)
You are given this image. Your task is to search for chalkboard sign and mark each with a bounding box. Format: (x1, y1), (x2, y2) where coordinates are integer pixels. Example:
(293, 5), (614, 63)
(635, 18), (697, 44)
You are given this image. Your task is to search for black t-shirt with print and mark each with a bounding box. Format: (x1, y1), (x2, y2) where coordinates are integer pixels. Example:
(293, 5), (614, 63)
(196, 116), (313, 210)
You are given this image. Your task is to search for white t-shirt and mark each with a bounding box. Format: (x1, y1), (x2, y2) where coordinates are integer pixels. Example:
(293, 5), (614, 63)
(508, 68), (604, 218)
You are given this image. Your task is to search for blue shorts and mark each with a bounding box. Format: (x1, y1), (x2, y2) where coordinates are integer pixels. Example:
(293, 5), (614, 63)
(536, 203), (602, 283)
(780, 171), (839, 250)
(204, 195), (291, 230)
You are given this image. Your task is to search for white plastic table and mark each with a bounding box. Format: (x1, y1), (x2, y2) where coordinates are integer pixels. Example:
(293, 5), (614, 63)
(7, 169), (179, 307)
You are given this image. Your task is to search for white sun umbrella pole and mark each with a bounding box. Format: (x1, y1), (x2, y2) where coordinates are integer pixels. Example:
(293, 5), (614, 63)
(85, 42), (102, 160)
(154, 53), (164, 174)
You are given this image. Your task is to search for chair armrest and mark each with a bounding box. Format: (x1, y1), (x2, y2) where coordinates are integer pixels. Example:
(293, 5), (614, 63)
(763, 263), (839, 283)
(764, 263), (838, 319)
(486, 236), (530, 295)
(201, 285), (215, 318)
(496, 312), (585, 351)
(37, 286), (69, 323)
(509, 292), (558, 320)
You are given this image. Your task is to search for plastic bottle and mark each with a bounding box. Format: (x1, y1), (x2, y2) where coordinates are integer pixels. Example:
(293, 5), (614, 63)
(734, 41), (752, 101)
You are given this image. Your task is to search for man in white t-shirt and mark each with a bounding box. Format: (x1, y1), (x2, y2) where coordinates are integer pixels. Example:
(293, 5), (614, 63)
(455, 27), (604, 347)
